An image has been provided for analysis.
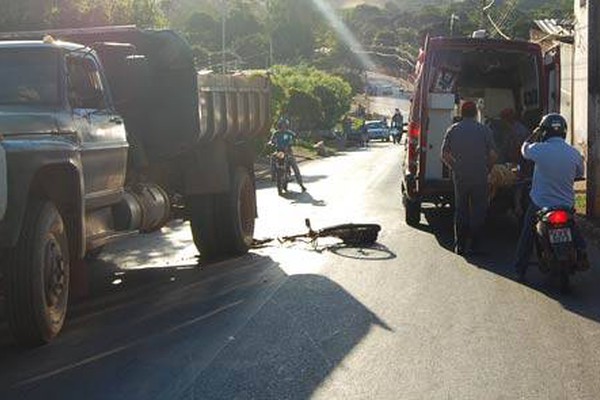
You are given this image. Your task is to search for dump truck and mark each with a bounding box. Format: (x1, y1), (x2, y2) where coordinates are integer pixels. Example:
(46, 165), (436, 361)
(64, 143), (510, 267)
(0, 26), (271, 345)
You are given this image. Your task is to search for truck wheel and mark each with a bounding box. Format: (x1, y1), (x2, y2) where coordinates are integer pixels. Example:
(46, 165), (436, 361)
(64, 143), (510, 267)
(189, 167), (256, 261)
(404, 198), (421, 226)
(189, 194), (222, 261)
(5, 200), (70, 346)
(220, 167), (256, 255)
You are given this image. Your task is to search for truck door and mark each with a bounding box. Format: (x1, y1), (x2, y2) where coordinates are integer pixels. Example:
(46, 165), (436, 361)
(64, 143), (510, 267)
(544, 46), (561, 113)
(425, 93), (455, 181)
(67, 55), (128, 210)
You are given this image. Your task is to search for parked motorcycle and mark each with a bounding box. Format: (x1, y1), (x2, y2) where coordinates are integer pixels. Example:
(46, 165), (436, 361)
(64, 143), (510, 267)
(272, 151), (290, 195)
(534, 207), (587, 292)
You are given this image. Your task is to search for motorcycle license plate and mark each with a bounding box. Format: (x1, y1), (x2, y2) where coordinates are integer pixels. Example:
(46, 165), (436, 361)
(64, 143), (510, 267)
(549, 228), (572, 244)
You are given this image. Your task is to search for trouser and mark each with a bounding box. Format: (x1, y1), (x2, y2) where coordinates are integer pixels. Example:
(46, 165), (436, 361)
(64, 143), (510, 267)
(454, 179), (489, 249)
(513, 201), (586, 273)
(271, 152), (303, 186)
(288, 154), (304, 186)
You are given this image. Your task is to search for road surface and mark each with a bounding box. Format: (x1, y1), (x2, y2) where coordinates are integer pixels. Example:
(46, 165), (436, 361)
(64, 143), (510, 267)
(1, 97), (600, 399)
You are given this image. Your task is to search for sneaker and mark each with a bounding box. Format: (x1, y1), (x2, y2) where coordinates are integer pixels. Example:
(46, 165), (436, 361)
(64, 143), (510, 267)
(454, 245), (465, 256)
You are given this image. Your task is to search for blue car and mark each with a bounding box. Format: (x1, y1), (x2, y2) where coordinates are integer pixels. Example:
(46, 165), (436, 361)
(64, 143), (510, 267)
(365, 120), (390, 142)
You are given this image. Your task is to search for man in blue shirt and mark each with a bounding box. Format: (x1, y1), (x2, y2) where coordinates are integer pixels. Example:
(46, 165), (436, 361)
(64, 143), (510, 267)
(269, 118), (306, 192)
(513, 113), (587, 280)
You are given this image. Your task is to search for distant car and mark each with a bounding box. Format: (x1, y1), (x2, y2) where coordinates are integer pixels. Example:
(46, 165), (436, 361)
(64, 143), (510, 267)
(365, 120), (390, 142)
(346, 129), (367, 147)
(381, 86), (393, 96)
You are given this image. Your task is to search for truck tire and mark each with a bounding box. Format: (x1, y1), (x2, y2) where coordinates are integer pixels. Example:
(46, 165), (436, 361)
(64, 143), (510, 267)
(220, 167), (256, 255)
(5, 200), (70, 346)
(404, 198), (421, 226)
(189, 194), (222, 260)
(189, 167), (256, 261)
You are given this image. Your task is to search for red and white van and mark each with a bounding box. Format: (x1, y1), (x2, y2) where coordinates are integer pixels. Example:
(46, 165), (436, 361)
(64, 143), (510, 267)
(401, 36), (546, 225)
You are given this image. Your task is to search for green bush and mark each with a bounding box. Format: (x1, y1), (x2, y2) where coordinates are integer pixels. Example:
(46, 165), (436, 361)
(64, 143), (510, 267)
(270, 65), (353, 131)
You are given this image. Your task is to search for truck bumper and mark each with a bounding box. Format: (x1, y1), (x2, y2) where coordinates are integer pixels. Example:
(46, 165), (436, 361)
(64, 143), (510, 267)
(404, 176), (454, 204)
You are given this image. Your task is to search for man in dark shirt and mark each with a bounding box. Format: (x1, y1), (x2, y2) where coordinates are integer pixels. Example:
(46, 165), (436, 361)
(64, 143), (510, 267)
(391, 108), (404, 144)
(441, 102), (497, 255)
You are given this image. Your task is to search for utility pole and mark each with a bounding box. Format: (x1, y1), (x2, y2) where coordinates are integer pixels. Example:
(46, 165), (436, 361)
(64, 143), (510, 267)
(221, 0), (227, 74)
(450, 14), (459, 36)
(481, 0), (486, 30)
(266, 0), (274, 68)
(588, 0), (600, 216)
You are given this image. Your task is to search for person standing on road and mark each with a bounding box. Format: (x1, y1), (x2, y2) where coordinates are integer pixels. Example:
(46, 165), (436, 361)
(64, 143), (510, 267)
(391, 108), (404, 144)
(498, 108), (530, 164)
(441, 101), (497, 255)
(512, 114), (588, 281)
(269, 118), (307, 192)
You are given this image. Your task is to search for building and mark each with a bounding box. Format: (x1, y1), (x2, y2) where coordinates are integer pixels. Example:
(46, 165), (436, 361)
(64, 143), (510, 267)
(573, 2), (588, 159)
(530, 19), (580, 151)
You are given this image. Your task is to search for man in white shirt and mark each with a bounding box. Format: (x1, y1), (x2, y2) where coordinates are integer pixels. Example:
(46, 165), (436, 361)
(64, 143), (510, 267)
(513, 113), (587, 280)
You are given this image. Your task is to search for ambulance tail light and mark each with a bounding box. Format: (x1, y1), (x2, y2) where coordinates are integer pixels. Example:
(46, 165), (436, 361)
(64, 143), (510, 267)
(407, 122), (421, 174)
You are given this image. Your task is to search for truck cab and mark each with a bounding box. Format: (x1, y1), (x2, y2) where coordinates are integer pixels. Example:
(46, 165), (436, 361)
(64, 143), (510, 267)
(402, 36), (545, 225)
(0, 27), (271, 346)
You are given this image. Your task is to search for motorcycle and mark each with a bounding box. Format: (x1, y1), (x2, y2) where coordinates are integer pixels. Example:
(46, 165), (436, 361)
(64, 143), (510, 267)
(534, 207), (587, 292)
(272, 150), (290, 195)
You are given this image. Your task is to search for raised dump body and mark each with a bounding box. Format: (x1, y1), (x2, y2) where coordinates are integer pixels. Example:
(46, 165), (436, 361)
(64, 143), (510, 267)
(197, 72), (271, 142)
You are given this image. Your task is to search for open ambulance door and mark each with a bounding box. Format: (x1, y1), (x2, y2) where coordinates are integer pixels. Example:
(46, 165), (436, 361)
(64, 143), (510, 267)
(544, 45), (561, 113)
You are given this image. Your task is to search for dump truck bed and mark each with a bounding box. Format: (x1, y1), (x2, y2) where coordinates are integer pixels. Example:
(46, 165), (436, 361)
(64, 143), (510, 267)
(0, 26), (271, 160)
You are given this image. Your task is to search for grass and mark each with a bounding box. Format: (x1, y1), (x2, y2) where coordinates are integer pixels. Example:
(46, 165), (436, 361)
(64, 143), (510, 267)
(576, 193), (586, 215)
(575, 180), (586, 215)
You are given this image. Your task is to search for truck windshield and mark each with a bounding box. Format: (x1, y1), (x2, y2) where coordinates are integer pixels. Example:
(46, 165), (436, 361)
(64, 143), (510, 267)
(0, 49), (59, 106)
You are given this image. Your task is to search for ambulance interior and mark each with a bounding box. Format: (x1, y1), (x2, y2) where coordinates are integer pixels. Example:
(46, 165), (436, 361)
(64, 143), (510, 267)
(425, 48), (543, 180)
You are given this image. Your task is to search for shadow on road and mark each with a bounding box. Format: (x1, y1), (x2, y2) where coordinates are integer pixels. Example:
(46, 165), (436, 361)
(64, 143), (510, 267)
(0, 252), (390, 400)
(327, 243), (397, 261)
(413, 206), (600, 326)
(412, 206), (455, 252)
(281, 190), (327, 207)
(255, 174), (328, 191)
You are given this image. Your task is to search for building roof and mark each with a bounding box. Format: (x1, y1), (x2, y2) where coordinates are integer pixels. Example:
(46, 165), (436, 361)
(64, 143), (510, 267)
(533, 19), (573, 38)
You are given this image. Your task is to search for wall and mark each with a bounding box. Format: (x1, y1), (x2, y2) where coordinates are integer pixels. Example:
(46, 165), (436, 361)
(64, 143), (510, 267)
(560, 43), (573, 144)
(573, 0), (589, 158)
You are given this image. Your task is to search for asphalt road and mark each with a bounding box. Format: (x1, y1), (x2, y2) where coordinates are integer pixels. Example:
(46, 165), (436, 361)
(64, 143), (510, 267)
(2, 96), (600, 399)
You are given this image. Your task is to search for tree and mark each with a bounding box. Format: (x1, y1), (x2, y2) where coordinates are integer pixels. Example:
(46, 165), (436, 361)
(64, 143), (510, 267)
(269, 0), (317, 63)
(287, 89), (322, 131)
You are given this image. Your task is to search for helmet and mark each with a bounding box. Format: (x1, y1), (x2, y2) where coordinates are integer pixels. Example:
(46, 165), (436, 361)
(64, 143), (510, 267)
(538, 113), (567, 141)
(276, 118), (289, 130)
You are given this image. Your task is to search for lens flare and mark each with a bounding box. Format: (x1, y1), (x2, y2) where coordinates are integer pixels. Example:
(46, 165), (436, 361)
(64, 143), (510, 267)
(309, 0), (376, 70)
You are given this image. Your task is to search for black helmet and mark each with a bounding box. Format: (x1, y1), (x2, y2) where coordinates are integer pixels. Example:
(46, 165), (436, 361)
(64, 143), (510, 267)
(276, 118), (289, 130)
(538, 113), (567, 141)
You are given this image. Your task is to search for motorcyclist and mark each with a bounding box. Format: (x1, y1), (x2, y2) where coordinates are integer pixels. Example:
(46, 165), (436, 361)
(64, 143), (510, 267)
(269, 118), (307, 192)
(391, 108), (404, 144)
(512, 113), (588, 281)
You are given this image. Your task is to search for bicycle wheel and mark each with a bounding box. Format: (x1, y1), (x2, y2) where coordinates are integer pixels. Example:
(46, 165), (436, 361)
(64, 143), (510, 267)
(318, 223), (381, 246)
